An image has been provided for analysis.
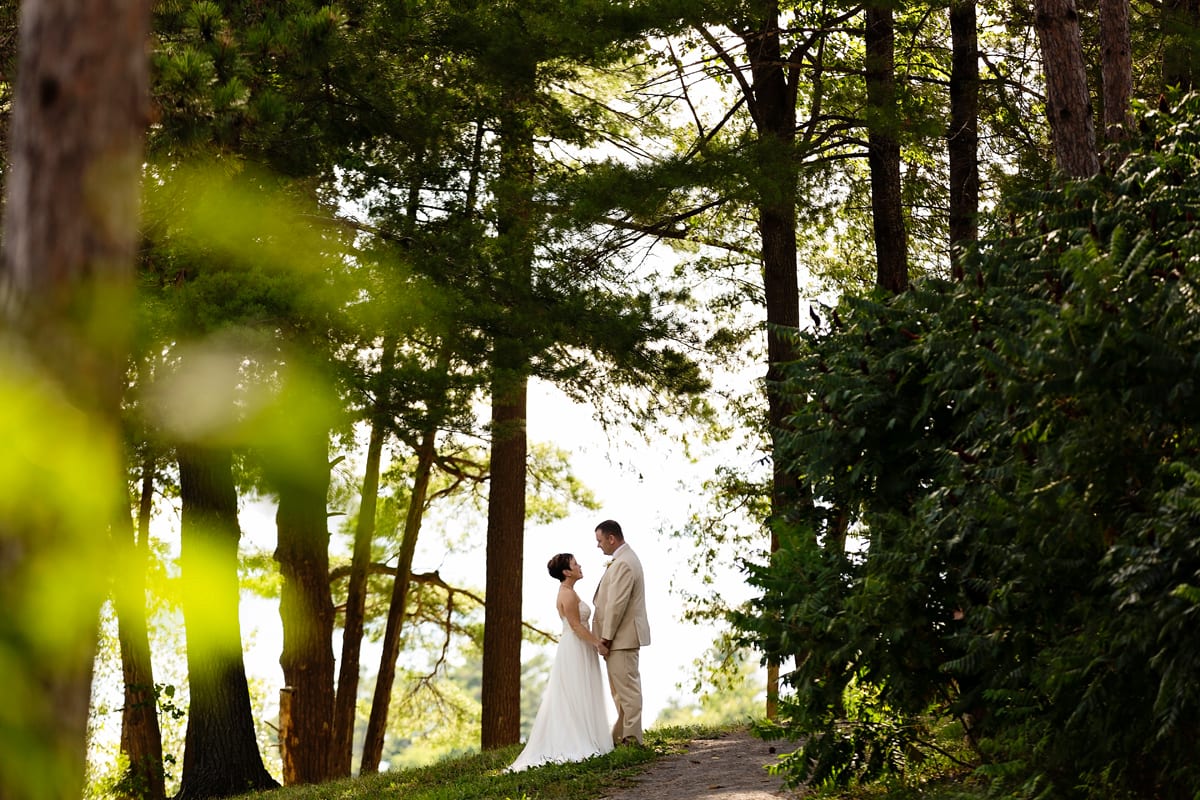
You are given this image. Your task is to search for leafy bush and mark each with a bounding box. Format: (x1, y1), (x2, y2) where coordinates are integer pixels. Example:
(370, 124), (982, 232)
(738, 95), (1200, 798)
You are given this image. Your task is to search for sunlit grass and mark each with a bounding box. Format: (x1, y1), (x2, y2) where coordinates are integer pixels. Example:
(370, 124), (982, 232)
(229, 721), (991, 800)
(237, 725), (728, 800)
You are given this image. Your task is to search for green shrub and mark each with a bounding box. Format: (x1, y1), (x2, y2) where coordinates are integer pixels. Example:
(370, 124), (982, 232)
(739, 95), (1200, 799)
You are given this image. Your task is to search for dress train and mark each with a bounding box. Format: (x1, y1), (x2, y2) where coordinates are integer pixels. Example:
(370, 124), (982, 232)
(507, 599), (613, 771)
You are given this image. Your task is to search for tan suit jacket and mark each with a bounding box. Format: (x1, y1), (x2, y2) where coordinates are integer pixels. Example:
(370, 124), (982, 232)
(593, 544), (650, 650)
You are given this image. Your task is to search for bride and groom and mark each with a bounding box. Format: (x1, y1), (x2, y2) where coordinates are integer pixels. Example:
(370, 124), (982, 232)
(507, 519), (651, 772)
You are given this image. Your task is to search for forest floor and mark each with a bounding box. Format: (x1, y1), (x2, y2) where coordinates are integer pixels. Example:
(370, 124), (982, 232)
(600, 728), (805, 800)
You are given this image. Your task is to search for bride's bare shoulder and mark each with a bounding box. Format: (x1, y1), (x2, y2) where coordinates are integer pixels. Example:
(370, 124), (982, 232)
(557, 585), (582, 612)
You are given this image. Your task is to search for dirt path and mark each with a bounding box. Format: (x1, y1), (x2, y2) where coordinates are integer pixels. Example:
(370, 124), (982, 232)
(601, 729), (805, 800)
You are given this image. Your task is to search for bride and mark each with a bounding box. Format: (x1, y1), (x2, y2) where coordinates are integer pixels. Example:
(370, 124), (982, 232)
(507, 553), (613, 772)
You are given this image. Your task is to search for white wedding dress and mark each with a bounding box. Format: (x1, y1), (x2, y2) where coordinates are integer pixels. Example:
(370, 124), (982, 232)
(507, 599), (613, 772)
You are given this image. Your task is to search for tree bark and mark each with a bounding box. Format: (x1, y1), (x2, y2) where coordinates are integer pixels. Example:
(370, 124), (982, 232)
(481, 373), (528, 749)
(865, 2), (909, 292)
(116, 458), (166, 800)
(480, 58), (536, 752)
(177, 445), (278, 800)
(949, 0), (979, 279)
(359, 426), (439, 773)
(1099, 0), (1132, 142)
(1034, 0), (1100, 178)
(744, 7), (803, 532)
(0, 1), (148, 797)
(1, 0), (146, 365)
(273, 427), (335, 785)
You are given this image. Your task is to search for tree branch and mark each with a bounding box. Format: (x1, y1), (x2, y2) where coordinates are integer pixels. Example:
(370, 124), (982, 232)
(697, 26), (761, 130)
(668, 38), (707, 139)
(598, 213), (757, 256)
(329, 564), (558, 640)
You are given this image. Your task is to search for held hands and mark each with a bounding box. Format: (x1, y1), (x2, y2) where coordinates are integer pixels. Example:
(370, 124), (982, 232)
(596, 639), (611, 657)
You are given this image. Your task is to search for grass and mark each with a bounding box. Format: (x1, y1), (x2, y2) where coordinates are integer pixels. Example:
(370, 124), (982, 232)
(234, 722), (990, 800)
(237, 724), (730, 800)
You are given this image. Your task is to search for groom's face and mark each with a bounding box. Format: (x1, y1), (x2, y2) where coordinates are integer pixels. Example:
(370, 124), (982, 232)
(595, 529), (618, 555)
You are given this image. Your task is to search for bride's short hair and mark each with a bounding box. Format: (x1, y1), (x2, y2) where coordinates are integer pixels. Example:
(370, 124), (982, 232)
(547, 553), (573, 582)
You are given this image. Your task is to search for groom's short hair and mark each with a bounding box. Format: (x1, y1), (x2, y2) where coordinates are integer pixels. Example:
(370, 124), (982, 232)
(596, 519), (623, 540)
(548, 553), (573, 581)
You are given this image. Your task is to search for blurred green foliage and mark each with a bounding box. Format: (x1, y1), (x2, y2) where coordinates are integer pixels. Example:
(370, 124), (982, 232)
(0, 360), (124, 800)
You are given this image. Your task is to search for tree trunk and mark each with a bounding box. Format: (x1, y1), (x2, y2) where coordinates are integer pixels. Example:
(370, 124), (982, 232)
(116, 459), (166, 800)
(359, 426), (439, 773)
(332, 133), (431, 772)
(481, 373), (528, 749)
(352, 154), (441, 772)
(331, 387), (391, 777)
(1099, 0), (1132, 142)
(1034, 0), (1100, 178)
(949, 0), (979, 279)
(739, 4), (803, 720)
(1, 0), (146, 374)
(0, 0), (148, 797)
(745, 7), (802, 530)
(273, 427), (335, 785)
(865, 2), (909, 292)
(177, 445), (278, 800)
(480, 59), (536, 752)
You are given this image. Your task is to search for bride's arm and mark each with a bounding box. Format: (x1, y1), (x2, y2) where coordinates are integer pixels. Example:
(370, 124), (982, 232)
(559, 589), (604, 649)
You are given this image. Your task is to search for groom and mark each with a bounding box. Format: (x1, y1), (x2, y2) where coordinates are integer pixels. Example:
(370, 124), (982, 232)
(592, 519), (651, 745)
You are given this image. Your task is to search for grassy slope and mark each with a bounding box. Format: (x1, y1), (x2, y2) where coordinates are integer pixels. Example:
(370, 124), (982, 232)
(238, 725), (723, 800)
(235, 723), (984, 800)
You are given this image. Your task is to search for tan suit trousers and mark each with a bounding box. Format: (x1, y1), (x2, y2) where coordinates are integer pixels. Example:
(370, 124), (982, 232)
(605, 647), (643, 744)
